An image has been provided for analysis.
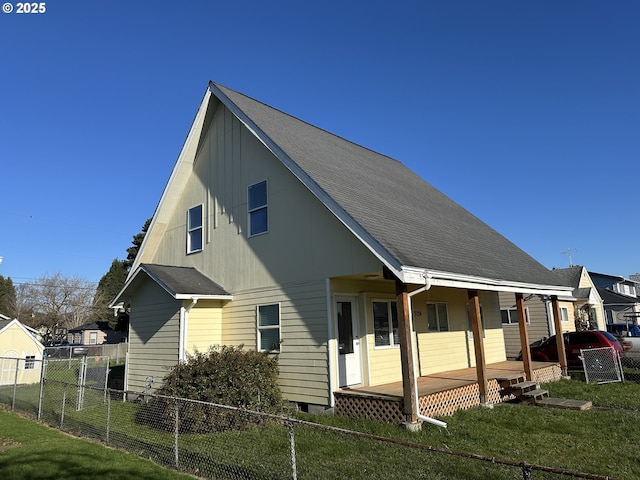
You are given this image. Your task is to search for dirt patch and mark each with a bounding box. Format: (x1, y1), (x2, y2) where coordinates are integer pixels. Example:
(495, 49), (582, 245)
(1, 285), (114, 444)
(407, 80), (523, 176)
(0, 438), (21, 451)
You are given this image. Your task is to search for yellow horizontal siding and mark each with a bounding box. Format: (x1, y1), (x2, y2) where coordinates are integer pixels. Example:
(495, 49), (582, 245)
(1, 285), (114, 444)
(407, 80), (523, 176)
(418, 331), (470, 374)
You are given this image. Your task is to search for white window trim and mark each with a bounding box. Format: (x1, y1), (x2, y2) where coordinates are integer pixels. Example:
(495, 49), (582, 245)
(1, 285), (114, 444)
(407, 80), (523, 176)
(187, 204), (204, 254)
(248, 180), (268, 237)
(257, 303), (281, 353)
(560, 307), (570, 323)
(501, 306), (530, 326)
(426, 302), (449, 332)
(372, 299), (399, 349)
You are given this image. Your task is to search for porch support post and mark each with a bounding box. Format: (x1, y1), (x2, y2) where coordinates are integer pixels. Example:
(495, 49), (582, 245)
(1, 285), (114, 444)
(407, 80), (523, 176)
(551, 295), (569, 377)
(467, 290), (488, 405)
(395, 278), (418, 424)
(515, 293), (533, 381)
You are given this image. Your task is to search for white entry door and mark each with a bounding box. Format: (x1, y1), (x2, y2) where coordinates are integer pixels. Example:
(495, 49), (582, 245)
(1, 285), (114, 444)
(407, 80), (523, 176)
(336, 296), (362, 387)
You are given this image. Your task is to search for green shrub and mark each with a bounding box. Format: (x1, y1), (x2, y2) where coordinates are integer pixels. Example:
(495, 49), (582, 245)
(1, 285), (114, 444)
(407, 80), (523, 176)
(136, 345), (284, 433)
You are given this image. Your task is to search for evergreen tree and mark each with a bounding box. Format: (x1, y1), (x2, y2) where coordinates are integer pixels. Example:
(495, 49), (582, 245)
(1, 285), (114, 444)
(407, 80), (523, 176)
(93, 259), (128, 322)
(0, 275), (17, 318)
(124, 218), (151, 271)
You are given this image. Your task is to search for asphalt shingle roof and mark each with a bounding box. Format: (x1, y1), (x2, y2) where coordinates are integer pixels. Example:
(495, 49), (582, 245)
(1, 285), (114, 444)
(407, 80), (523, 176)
(142, 264), (231, 297)
(214, 82), (560, 287)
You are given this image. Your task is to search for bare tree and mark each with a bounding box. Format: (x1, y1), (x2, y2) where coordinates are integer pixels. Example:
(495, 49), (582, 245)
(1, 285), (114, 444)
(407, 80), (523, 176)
(16, 273), (97, 339)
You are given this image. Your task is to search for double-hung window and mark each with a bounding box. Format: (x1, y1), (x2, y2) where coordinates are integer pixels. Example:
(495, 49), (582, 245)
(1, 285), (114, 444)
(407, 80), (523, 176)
(373, 300), (398, 347)
(427, 302), (449, 332)
(501, 307), (530, 325)
(187, 204), (203, 253)
(248, 180), (268, 236)
(257, 303), (280, 352)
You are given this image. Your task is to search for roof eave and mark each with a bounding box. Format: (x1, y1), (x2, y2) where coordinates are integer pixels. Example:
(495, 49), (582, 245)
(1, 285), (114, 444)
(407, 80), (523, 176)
(402, 266), (574, 297)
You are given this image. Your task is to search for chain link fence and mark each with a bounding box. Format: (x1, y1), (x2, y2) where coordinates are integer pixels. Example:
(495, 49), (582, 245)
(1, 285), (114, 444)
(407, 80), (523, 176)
(580, 347), (624, 384)
(0, 355), (622, 480)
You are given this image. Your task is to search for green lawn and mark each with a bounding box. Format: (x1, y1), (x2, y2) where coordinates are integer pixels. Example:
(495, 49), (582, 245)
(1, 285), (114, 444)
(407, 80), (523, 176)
(0, 409), (195, 480)
(2, 377), (639, 479)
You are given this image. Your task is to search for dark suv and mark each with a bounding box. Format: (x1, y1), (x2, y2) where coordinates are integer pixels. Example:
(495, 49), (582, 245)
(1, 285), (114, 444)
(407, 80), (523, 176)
(523, 330), (623, 367)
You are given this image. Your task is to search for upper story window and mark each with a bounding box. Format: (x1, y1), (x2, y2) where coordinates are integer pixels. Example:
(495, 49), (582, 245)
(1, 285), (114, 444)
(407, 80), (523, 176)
(427, 302), (449, 332)
(257, 303), (280, 352)
(373, 300), (399, 347)
(248, 180), (268, 236)
(501, 307), (530, 325)
(187, 204), (203, 253)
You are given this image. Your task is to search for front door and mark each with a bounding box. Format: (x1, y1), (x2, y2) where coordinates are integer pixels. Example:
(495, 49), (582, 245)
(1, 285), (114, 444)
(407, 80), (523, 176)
(336, 296), (362, 387)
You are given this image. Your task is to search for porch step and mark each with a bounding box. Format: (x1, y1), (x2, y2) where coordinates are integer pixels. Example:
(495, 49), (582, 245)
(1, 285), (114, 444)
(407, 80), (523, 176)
(510, 381), (537, 392)
(535, 397), (592, 411)
(498, 377), (548, 403)
(522, 388), (549, 402)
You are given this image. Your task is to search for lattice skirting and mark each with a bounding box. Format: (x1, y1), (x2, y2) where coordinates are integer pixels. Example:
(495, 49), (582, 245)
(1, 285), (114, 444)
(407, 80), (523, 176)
(334, 394), (404, 424)
(334, 365), (563, 424)
(532, 364), (562, 383)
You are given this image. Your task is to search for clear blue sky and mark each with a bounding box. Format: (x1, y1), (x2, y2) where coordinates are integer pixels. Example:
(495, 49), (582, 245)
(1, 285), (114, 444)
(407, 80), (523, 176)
(1, 1), (638, 287)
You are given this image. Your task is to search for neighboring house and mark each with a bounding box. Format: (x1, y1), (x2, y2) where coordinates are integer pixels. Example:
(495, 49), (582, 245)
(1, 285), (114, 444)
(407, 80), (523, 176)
(589, 272), (640, 325)
(551, 267), (606, 331)
(0, 316), (45, 386)
(499, 266), (606, 359)
(67, 321), (127, 345)
(498, 292), (575, 360)
(113, 82), (572, 421)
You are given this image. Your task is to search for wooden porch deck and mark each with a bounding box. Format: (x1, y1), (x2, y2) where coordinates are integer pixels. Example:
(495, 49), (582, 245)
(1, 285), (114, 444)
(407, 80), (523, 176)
(334, 361), (562, 423)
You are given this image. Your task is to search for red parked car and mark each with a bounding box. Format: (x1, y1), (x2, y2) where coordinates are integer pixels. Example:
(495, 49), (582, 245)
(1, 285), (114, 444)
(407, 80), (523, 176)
(521, 330), (623, 367)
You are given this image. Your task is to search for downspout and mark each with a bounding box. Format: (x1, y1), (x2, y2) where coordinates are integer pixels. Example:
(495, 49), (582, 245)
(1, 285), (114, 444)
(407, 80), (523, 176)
(179, 298), (199, 362)
(407, 273), (447, 429)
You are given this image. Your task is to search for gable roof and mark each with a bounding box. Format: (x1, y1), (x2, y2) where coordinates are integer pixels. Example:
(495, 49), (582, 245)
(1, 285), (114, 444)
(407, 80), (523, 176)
(597, 287), (638, 306)
(114, 264), (232, 305)
(131, 82), (571, 296)
(0, 318), (44, 350)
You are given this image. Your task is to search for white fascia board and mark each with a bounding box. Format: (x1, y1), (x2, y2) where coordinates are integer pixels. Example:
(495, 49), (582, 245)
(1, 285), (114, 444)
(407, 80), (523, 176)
(408, 268), (574, 296)
(128, 88), (213, 278)
(208, 83), (404, 277)
(174, 294), (233, 301)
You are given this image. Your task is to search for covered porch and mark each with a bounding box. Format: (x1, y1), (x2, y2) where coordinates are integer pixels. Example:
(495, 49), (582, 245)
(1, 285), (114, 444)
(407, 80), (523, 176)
(334, 360), (562, 424)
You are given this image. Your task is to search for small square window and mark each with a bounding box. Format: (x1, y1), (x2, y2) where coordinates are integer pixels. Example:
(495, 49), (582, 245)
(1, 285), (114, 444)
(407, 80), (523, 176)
(248, 181), (268, 236)
(258, 303), (280, 352)
(187, 204), (203, 253)
(24, 355), (36, 370)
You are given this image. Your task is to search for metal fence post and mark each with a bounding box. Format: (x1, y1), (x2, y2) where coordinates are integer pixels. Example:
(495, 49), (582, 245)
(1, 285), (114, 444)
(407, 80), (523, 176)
(288, 420), (298, 480)
(60, 384), (67, 428)
(37, 359), (46, 420)
(174, 398), (180, 470)
(106, 389), (111, 445)
(11, 358), (19, 410)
